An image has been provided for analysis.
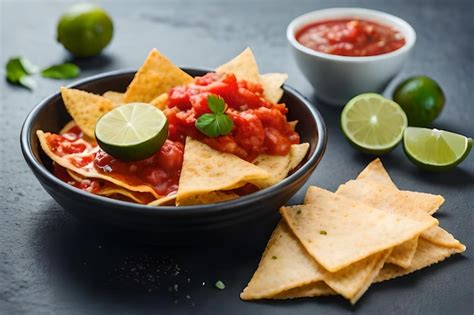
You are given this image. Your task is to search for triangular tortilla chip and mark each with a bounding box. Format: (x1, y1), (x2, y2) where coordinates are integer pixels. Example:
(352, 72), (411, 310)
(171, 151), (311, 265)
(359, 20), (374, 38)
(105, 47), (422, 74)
(176, 138), (270, 204)
(148, 194), (177, 206)
(375, 238), (465, 283)
(37, 131), (161, 198)
(260, 73), (287, 103)
(272, 281), (336, 299)
(64, 169), (154, 204)
(241, 222), (391, 303)
(102, 91), (124, 105)
(123, 49), (193, 103)
(333, 179), (439, 268)
(357, 159), (445, 215)
(150, 93), (169, 110)
(252, 143), (309, 188)
(60, 87), (115, 138)
(177, 191), (238, 206)
(282, 187), (437, 272)
(216, 47), (261, 84)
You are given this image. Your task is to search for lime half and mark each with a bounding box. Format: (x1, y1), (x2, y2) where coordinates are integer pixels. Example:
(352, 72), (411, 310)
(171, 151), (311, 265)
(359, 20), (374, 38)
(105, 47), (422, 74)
(95, 103), (168, 161)
(341, 93), (408, 154)
(404, 127), (472, 171)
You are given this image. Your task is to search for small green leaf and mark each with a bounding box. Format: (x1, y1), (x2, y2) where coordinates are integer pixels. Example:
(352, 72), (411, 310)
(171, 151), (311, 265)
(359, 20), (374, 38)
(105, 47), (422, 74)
(196, 114), (220, 137)
(5, 57), (38, 89)
(320, 230), (327, 235)
(41, 63), (80, 79)
(207, 94), (226, 113)
(215, 113), (234, 135)
(215, 280), (225, 290)
(19, 76), (37, 90)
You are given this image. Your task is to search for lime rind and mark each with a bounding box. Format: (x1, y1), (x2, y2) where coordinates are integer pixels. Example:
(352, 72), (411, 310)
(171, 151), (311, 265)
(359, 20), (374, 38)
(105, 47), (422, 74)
(403, 127), (472, 170)
(341, 93), (408, 154)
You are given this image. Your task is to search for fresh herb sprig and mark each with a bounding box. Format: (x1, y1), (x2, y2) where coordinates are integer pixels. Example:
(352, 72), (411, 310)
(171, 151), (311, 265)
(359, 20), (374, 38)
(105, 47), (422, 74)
(5, 57), (80, 90)
(195, 95), (234, 137)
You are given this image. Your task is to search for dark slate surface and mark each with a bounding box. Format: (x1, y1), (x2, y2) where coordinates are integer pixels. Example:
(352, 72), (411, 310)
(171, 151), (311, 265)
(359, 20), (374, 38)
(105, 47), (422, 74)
(1, 0), (473, 314)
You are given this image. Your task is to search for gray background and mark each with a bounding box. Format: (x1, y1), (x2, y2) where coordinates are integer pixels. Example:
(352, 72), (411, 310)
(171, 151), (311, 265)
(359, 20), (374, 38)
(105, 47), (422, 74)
(1, 0), (473, 314)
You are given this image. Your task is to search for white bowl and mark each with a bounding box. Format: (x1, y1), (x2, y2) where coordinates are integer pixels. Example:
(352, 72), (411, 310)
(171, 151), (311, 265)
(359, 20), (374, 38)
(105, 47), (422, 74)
(287, 8), (416, 105)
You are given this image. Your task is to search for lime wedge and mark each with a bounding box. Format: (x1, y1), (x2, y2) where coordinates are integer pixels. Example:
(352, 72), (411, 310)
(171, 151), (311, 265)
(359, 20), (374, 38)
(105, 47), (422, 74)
(341, 93), (408, 154)
(95, 103), (168, 161)
(404, 127), (472, 170)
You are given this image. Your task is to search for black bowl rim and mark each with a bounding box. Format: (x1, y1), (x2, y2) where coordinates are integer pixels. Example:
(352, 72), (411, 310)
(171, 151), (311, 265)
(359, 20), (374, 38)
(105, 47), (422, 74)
(20, 68), (327, 217)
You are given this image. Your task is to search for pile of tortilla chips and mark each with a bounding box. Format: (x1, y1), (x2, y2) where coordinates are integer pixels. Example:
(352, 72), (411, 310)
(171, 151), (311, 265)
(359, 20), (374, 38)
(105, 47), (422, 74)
(37, 48), (309, 206)
(241, 159), (465, 304)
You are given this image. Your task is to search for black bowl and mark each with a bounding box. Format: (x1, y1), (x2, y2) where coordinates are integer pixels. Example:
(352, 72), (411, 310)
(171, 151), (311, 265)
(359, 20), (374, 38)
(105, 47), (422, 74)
(20, 68), (327, 238)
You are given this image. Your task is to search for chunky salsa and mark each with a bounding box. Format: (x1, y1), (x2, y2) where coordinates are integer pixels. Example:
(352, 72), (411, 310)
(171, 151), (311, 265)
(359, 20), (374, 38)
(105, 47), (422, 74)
(166, 72), (299, 161)
(296, 19), (405, 57)
(46, 72), (299, 197)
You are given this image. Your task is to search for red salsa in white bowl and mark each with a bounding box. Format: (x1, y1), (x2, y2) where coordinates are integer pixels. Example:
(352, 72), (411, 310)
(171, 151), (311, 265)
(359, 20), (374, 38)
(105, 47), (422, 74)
(296, 19), (406, 57)
(287, 8), (416, 105)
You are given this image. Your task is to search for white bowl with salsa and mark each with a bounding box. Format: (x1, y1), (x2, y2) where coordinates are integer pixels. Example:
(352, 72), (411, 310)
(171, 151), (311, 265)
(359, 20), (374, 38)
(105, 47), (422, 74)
(287, 8), (416, 105)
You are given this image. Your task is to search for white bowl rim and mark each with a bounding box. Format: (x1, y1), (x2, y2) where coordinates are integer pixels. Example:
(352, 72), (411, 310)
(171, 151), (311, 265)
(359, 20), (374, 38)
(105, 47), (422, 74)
(287, 7), (416, 62)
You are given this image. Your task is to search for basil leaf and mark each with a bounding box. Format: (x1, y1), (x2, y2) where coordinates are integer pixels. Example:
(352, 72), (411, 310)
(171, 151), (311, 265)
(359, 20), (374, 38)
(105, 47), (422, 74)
(41, 63), (80, 79)
(207, 94), (226, 114)
(215, 113), (234, 135)
(5, 57), (38, 89)
(195, 113), (220, 137)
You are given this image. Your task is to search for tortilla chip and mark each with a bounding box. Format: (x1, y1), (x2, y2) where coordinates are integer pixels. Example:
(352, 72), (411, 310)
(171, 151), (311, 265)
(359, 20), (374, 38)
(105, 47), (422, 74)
(241, 222), (391, 303)
(334, 179), (439, 268)
(251, 143), (309, 188)
(37, 130), (161, 198)
(150, 93), (169, 110)
(356, 158), (396, 187)
(60, 87), (115, 138)
(288, 120), (298, 131)
(148, 194), (177, 206)
(102, 91), (124, 105)
(176, 138), (270, 204)
(421, 226), (466, 250)
(123, 49), (193, 103)
(282, 187), (437, 272)
(357, 159), (445, 215)
(216, 47), (261, 84)
(288, 143), (309, 170)
(177, 191), (239, 206)
(375, 238), (465, 283)
(272, 282), (336, 299)
(97, 187), (156, 204)
(260, 73), (287, 103)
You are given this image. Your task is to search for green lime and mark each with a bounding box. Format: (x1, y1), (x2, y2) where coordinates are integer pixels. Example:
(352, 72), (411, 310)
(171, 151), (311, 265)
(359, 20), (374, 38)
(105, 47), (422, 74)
(95, 103), (168, 161)
(393, 76), (445, 127)
(341, 93), (408, 154)
(57, 3), (113, 57)
(403, 127), (472, 171)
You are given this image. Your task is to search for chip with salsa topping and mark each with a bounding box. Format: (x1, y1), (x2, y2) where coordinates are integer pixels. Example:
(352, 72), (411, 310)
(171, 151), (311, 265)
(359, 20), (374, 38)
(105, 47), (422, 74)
(36, 48), (309, 206)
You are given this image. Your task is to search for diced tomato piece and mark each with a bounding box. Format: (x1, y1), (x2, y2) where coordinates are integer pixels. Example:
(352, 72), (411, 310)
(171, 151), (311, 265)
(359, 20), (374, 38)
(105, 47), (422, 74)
(264, 127), (292, 155)
(231, 111), (265, 154)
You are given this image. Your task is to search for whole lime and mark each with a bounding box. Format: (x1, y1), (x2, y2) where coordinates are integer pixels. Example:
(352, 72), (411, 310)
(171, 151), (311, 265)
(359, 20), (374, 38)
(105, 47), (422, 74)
(392, 76), (445, 127)
(57, 3), (113, 58)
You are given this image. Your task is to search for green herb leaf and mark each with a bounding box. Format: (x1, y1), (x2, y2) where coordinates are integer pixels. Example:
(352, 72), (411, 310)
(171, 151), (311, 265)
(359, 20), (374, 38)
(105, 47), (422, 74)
(320, 230), (327, 235)
(207, 94), (226, 113)
(195, 98), (234, 137)
(271, 256), (277, 260)
(196, 114), (220, 137)
(41, 63), (80, 79)
(5, 57), (38, 89)
(215, 280), (226, 290)
(215, 113), (234, 135)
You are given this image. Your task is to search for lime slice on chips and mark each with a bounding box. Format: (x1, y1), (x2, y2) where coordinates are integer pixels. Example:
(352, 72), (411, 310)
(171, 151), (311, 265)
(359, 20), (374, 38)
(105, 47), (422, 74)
(95, 103), (168, 161)
(341, 93), (408, 154)
(404, 127), (472, 171)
